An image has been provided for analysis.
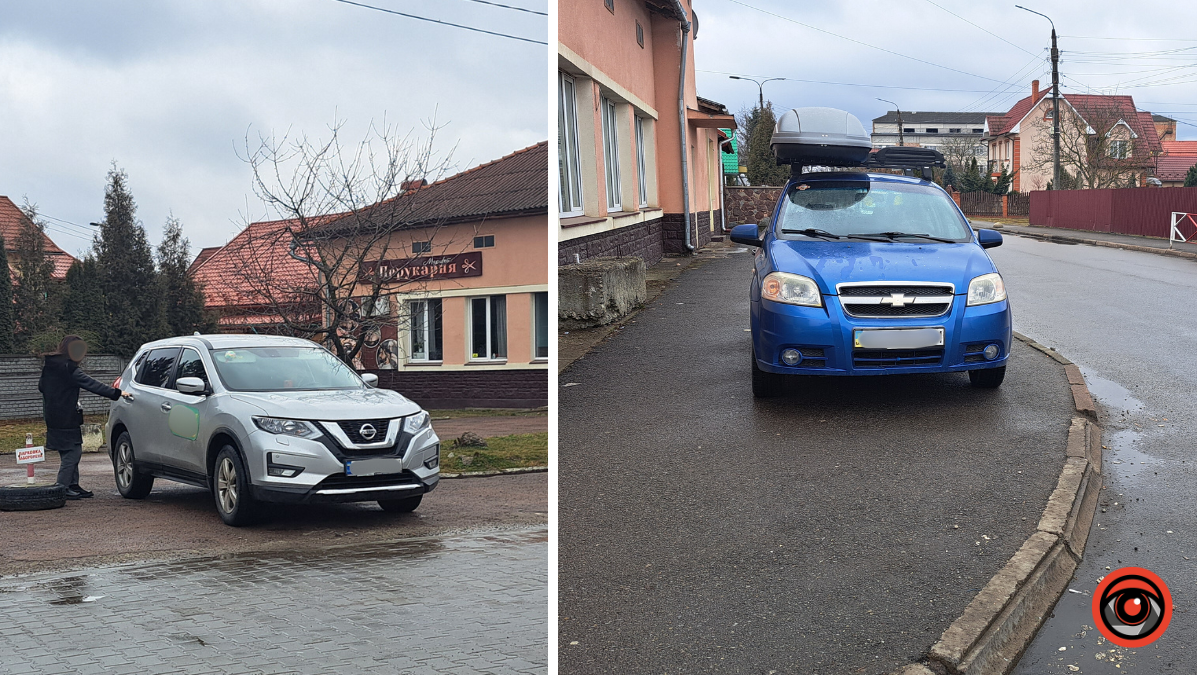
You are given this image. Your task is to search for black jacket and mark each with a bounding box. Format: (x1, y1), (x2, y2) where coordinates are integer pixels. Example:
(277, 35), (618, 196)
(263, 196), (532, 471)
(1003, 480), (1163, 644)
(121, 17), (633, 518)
(39, 354), (121, 430)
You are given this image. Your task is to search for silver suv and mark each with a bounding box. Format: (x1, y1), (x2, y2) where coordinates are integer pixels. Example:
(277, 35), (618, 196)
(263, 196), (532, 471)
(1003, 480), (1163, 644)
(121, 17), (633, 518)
(106, 334), (440, 525)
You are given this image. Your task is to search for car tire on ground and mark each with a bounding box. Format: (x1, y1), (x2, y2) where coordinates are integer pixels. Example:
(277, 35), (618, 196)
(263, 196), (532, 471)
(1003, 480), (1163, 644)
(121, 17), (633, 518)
(0, 484), (66, 511)
(378, 495), (422, 513)
(751, 348), (785, 398)
(112, 431), (154, 499)
(213, 445), (259, 527)
(968, 366), (1006, 388)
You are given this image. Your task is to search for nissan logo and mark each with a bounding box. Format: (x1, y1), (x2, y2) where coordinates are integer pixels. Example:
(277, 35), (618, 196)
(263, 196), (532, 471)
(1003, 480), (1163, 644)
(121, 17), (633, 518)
(359, 424), (377, 440)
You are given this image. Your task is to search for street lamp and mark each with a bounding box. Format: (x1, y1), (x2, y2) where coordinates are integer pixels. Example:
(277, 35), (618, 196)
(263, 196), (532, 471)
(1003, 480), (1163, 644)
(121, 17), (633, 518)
(729, 75), (786, 110)
(877, 98), (904, 147)
(1016, 5), (1060, 189)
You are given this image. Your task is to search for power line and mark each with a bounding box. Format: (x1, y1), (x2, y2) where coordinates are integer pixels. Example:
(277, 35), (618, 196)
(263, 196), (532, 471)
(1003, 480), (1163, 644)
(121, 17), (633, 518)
(722, 0), (1020, 86)
(697, 69), (1037, 95)
(1061, 35), (1197, 42)
(461, 0), (546, 16)
(331, 0), (546, 45)
(921, 0), (1040, 57)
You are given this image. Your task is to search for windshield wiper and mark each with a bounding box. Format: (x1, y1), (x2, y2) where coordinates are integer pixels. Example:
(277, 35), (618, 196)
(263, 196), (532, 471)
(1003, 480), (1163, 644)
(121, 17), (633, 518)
(780, 227), (842, 240)
(854, 231), (956, 243)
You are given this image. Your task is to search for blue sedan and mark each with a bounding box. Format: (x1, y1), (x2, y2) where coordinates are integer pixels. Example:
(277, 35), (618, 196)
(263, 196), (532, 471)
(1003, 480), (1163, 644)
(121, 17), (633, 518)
(730, 171), (1011, 397)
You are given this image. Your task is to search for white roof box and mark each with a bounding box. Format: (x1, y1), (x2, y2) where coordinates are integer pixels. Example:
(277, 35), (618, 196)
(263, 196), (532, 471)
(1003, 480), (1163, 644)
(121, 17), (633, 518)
(771, 107), (872, 166)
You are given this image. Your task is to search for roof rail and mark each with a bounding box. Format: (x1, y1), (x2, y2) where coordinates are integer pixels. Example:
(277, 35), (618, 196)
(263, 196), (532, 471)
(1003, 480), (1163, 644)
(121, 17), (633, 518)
(863, 146), (946, 170)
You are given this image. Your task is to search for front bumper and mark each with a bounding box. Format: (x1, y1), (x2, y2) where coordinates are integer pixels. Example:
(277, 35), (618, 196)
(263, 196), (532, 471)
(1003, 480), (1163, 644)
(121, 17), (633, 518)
(751, 294), (1011, 376)
(243, 424), (441, 504)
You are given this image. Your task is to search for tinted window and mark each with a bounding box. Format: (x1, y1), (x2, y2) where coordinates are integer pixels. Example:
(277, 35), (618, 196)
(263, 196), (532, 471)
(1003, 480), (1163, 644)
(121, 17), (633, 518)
(175, 349), (210, 388)
(209, 347), (363, 392)
(135, 348), (180, 388)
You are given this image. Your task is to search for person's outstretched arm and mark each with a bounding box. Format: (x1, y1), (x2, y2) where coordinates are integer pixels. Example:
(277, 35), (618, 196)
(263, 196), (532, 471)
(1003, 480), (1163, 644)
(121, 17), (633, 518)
(72, 368), (122, 401)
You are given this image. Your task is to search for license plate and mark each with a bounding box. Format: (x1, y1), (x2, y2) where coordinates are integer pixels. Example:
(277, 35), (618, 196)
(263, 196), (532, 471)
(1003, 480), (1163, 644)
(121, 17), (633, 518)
(853, 327), (944, 350)
(345, 458), (404, 476)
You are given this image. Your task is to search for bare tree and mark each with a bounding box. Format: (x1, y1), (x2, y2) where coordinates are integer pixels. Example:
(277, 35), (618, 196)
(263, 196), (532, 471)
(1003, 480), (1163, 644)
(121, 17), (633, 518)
(229, 120), (472, 366)
(1029, 99), (1154, 190)
(939, 136), (983, 178)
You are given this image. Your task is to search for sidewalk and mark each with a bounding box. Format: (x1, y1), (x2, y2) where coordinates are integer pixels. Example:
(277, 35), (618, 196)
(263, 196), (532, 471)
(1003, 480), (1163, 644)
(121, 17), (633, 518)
(971, 219), (1197, 259)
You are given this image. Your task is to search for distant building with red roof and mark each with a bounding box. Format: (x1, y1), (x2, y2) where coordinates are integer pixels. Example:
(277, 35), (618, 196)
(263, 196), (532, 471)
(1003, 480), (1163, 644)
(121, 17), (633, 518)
(1154, 140), (1196, 188)
(983, 81), (1163, 191)
(0, 195), (78, 280)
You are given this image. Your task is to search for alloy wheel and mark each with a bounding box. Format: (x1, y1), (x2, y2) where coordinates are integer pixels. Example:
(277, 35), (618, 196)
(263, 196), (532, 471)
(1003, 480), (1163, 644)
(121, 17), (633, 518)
(116, 442), (134, 489)
(216, 457), (239, 514)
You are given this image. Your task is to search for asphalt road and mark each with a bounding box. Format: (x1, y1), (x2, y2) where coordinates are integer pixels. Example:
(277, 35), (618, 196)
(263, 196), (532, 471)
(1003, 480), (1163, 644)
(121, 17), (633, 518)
(559, 249), (1076, 674)
(993, 236), (1197, 674)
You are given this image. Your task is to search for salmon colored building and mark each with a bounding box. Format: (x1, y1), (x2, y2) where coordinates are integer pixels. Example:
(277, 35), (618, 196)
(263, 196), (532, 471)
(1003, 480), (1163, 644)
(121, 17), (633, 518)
(983, 81), (1161, 191)
(558, 0), (734, 265)
(193, 143), (549, 409)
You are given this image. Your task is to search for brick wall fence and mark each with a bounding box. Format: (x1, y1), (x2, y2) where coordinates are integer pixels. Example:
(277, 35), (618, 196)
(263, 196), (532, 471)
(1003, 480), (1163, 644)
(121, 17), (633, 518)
(369, 368), (548, 410)
(558, 217), (664, 266)
(725, 186), (783, 227)
(0, 355), (126, 421)
(662, 211), (713, 255)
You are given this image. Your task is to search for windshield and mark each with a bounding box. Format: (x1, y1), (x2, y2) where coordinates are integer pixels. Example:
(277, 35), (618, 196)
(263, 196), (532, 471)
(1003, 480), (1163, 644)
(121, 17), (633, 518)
(775, 180), (972, 241)
(209, 347), (364, 392)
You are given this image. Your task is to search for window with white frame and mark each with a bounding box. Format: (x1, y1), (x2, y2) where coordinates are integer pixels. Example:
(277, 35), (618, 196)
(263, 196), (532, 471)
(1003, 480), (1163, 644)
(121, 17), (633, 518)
(408, 299), (443, 362)
(412, 240), (432, 254)
(533, 292), (548, 360)
(469, 296), (507, 360)
(601, 97), (622, 211)
(1108, 139), (1129, 159)
(558, 73), (584, 215)
(635, 116), (648, 207)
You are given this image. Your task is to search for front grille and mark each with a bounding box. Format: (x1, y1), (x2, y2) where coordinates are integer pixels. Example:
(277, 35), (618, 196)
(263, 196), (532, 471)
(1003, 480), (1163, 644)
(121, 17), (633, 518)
(799, 347), (825, 358)
(839, 284), (955, 319)
(315, 470), (421, 491)
(964, 343), (988, 363)
(337, 419), (391, 444)
(853, 348), (944, 368)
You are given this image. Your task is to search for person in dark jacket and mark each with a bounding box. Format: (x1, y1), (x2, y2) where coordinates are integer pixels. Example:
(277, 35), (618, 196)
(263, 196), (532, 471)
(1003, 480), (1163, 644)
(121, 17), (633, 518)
(38, 335), (132, 499)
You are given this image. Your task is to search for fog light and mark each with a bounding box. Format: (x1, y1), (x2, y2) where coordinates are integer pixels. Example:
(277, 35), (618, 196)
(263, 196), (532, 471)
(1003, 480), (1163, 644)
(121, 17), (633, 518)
(781, 348), (802, 366)
(983, 344), (1000, 360)
(266, 452), (303, 478)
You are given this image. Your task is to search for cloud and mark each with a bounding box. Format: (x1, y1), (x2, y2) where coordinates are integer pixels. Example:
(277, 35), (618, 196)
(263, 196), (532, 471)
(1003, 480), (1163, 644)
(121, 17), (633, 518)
(0, 0), (547, 255)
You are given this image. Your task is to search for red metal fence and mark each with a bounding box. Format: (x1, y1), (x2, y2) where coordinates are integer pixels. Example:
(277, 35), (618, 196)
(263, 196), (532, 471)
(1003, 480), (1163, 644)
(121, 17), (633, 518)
(1029, 187), (1198, 238)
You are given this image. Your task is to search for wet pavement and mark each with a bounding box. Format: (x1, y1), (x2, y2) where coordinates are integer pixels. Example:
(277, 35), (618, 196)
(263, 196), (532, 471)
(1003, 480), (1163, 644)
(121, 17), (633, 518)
(0, 527), (548, 674)
(559, 248), (1076, 673)
(991, 236), (1196, 674)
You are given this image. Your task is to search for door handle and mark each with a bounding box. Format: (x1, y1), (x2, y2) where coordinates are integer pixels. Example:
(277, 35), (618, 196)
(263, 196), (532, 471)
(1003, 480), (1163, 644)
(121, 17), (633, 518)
(161, 402), (173, 412)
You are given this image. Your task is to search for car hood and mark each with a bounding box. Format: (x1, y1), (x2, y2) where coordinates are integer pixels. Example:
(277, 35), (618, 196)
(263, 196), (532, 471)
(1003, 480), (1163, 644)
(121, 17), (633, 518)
(767, 240), (998, 294)
(227, 388), (422, 421)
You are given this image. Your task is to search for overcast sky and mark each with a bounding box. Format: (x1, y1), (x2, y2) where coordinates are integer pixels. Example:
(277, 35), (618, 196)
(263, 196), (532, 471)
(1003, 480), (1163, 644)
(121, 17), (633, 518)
(0, 0), (546, 257)
(694, 0), (1195, 143)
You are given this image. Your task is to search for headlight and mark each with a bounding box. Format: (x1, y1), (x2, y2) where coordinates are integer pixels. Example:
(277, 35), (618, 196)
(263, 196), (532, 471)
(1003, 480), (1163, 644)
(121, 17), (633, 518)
(252, 416), (320, 439)
(967, 273), (1007, 306)
(403, 411), (431, 435)
(761, 272), (822, 307)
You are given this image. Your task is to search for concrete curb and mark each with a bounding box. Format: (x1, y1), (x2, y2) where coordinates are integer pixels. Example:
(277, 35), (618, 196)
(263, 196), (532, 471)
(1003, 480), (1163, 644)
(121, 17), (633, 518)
(1005, 230), (1197, 261)
(440, 466), (547, 479)
(890, 333), (1103, 675)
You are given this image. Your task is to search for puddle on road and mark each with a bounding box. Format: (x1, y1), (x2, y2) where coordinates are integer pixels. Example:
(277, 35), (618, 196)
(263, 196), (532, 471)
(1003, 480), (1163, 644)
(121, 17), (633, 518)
(1077, 366), (1145, 416)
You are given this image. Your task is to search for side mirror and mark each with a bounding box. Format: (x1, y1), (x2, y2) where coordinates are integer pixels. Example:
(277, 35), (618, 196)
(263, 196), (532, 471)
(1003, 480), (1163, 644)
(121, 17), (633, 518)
(361, 372), (379, 388)
(730, 223), (763, 247)
(176, 377), (207, 395)
(977, 229), (1003, 249)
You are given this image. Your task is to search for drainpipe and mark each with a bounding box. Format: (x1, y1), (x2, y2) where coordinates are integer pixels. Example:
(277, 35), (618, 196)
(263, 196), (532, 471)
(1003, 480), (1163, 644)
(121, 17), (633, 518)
(669, 1), (694, 252)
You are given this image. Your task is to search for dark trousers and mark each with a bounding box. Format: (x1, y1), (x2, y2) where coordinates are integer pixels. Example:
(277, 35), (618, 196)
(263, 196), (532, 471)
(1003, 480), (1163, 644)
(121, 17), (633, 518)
(54, 440), (83, 487)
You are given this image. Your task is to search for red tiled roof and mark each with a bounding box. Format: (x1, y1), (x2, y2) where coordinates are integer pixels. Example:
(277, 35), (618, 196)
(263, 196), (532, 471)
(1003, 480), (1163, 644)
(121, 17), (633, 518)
(988, 91), (1163, 161)
(312, 142), (548, 235)
(1153, 140), (1196, 182)
(986, 87), (1052, 136)
(188, 246), (222, 275)
(1161, 140), (1196, 157)
(0, 195), (77, 279)
(191, 218), (328, 312)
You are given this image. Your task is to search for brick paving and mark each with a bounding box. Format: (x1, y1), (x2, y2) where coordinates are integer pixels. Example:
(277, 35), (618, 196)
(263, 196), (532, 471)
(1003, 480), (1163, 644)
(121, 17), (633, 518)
(0, 528), (547, 674)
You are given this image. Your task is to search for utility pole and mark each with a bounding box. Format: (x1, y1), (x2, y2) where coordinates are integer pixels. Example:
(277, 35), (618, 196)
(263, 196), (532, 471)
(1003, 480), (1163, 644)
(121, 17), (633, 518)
(877, 98), (903, 147)
(1017, 6), (1060, 189)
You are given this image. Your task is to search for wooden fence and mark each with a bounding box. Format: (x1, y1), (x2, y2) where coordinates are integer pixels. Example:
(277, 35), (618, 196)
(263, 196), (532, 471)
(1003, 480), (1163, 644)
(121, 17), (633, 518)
(954, 191), (1031, 218)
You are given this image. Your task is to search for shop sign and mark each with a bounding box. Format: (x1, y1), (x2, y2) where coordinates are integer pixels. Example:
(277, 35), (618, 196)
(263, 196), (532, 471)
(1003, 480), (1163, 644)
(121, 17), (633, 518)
(362, 251), (483, 283)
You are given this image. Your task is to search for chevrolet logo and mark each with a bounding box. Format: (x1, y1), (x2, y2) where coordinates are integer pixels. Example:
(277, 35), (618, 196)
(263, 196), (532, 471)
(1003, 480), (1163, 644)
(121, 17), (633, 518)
(884, 293), (915, 307)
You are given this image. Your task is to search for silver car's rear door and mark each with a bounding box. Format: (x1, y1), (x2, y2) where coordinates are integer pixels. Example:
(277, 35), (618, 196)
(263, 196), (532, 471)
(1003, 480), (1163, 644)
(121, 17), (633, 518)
(123, 346), (181, 465)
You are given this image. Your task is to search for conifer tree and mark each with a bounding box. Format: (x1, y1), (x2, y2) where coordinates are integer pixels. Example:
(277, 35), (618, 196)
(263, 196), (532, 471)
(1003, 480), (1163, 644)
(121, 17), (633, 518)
(92, 165), (166, 357)
(13, 202), (59, 348)
(61, 258), (106, 333)
(745, 104), (789, 186)
(157, 215), (214, 336)
(0, 237), (13, 353)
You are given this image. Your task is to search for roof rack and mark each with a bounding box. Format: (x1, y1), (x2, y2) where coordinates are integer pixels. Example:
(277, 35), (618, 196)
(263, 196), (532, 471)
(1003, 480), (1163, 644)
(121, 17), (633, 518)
(863, 146), (946, 170)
